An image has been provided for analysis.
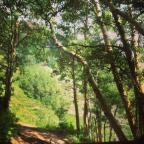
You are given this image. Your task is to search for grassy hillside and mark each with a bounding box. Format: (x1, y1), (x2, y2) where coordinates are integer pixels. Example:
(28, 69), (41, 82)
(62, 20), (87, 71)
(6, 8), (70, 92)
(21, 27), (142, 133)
(10, 82), (59, 128)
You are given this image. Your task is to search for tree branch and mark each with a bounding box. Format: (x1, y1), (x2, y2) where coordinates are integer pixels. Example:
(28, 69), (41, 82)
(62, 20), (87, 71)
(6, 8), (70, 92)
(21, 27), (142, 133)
(67, 43), (124, 50)
(49, 20), (127, 141)
(15, 34), (29, 48)
(105, 0), (144, 36)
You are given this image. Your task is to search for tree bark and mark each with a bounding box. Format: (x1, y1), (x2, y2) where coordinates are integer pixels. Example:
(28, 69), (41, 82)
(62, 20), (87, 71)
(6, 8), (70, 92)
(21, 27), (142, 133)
(49, 21), (127, 141)
(83, 68), (89, 136)
(96, 108), (102, 142)
(95, 118), (98, 142)
(72, 57), (80, 133)
(103, 120), (107, 142)
(109, 106), (118, 141)
(3, 20), (19, 110)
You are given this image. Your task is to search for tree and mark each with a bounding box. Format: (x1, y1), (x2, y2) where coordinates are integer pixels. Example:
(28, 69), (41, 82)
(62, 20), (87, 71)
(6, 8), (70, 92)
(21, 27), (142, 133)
(49, 21), (127, 141)
(92, 0), (136, 138)
(1, 0), (144, 142)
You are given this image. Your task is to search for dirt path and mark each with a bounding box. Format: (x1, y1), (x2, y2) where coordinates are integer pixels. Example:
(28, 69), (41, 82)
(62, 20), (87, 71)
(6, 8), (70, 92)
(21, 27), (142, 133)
(11, 123), (144, 144)
(11, 123), (71, 144)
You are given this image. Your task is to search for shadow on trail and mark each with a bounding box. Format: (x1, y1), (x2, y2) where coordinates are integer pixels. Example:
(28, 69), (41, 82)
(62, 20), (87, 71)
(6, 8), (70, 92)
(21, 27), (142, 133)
(11, 124), (71, 144)
(17, 133), (48, 144)
(11, 124), (144, 144)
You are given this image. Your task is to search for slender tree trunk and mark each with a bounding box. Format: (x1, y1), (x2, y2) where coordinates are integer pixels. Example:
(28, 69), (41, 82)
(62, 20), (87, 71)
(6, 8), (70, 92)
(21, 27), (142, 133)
(92, 0), (136, 138)
(72, 57), (80, 133)
(130, 19), (143, 137)
(95, 117), (98, 142)
(83, 7), (88, 40)
(103, 120), (107, 142)
(83, 68), (89, 136)
(96, 108), (102, 142)
(49, 22), (127, 141)
(109, 106), (118, 141)
(82, 7), (89, 137)
(88, 111), (92, 140)
(109, 125), (113, 142)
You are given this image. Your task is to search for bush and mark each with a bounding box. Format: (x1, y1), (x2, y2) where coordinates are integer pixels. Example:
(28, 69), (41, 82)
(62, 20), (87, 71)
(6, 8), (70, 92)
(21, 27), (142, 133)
(0, 110), (18, 143)
(18, 65), (70, 120)
(58, 119), (75, 134)
(11, 83), (59, 128)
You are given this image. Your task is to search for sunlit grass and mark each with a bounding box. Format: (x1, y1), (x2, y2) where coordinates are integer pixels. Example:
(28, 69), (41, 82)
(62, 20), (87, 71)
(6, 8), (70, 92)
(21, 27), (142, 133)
(10, 82), (59, 128)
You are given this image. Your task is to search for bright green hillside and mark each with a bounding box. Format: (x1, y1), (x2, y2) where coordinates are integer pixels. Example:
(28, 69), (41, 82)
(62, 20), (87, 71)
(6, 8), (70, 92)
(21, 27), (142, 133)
(10, 82), (59, 128)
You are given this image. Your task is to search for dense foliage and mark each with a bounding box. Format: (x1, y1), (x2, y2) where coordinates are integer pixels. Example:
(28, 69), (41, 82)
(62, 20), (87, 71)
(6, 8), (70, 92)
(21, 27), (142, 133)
(18, 65), (70, 120)
(0, 0), (144, 143)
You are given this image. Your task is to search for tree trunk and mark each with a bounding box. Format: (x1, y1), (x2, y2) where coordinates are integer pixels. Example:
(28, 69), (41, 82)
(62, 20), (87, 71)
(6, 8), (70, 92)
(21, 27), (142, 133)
(72, 57), (80, 133)
(49, 22), (127, 141)
(103, 120), (107, 142)
(109, 125), (113, 142)
(83, 6), (88, 40)
(109, 106), (118, 141)
(95, 117), (98, 142)
(3, 67), (12, 110)
(111, 65), (136, 138)
(109, 5), (144, 136)
(83, 68), (89, 136)
(92, 0), (136, 138)
(3, 20), (19, 110)
(96, 108), (102, 142)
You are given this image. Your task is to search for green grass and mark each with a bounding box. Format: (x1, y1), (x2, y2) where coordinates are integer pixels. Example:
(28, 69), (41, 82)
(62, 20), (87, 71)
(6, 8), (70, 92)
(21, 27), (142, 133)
(10, 82), (85, 143)
(10, 82), (59, 128)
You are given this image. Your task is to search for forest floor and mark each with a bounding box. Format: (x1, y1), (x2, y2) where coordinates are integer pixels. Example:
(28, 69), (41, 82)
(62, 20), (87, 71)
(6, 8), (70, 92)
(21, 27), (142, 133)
(11, 123), (71, 144)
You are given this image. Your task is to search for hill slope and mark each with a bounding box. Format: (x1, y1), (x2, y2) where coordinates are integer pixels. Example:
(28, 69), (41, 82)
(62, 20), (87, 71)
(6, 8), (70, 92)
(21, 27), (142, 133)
(10, 82), (59, 128)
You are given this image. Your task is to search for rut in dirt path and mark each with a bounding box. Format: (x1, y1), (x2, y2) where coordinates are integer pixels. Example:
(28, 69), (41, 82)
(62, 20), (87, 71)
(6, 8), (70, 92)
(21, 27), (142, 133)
(11, 124), (71, 144)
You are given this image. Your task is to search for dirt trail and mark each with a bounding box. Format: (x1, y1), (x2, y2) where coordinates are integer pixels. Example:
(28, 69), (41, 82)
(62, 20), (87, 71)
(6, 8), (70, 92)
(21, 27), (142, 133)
(11, 123), (71, 144)
(11, 123), (144, 144)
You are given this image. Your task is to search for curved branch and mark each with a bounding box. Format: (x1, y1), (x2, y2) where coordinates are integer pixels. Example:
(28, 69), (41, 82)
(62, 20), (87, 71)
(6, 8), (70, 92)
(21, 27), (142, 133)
(105, 0), (144, 36)
(49, 21), (127, 141)
(67, 43), (124, 50)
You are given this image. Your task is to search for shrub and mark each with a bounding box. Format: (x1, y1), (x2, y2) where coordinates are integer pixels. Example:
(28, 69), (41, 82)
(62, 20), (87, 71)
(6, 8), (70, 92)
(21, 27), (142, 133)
(11, 83), (59, 128)
(0, 110), (18, 143)
(18, 65), (70, 120)
(58, 118), (75, 134)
